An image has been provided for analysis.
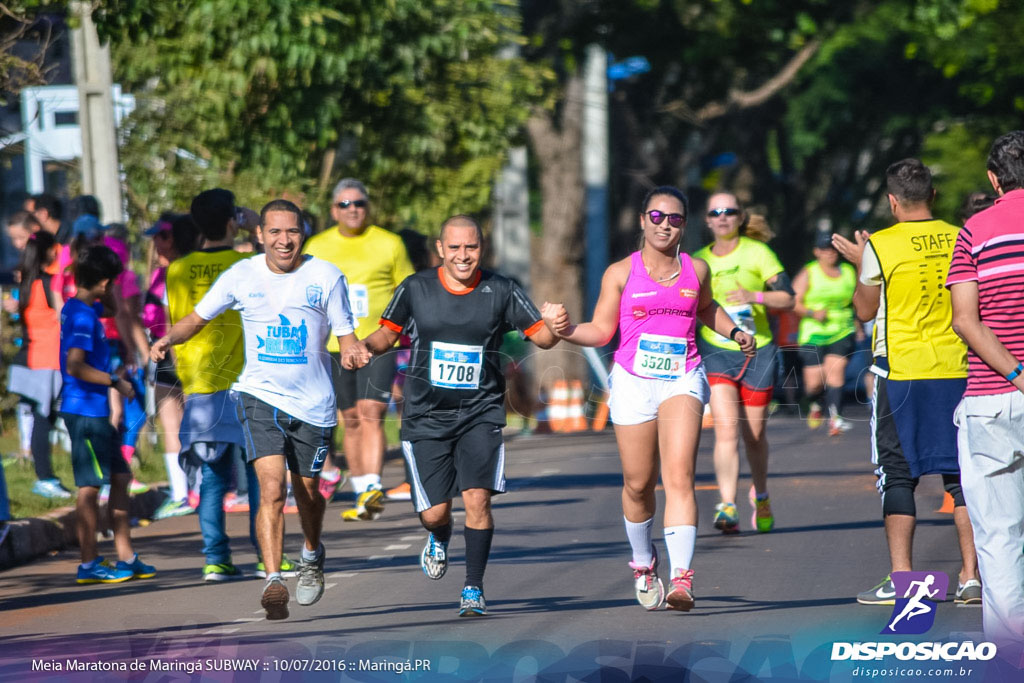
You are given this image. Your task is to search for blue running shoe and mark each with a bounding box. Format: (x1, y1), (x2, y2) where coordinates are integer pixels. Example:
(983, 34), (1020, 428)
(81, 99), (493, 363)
(115, 554), (156, 579)
(459, 585), (487, 617)
(420, 533), (448, 580)
(77, 558), (133, 584)
(32, 478), (72, 499)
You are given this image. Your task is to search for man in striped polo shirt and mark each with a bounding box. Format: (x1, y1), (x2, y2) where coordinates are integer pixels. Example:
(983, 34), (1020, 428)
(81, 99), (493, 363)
(947, 130), (1024, 655)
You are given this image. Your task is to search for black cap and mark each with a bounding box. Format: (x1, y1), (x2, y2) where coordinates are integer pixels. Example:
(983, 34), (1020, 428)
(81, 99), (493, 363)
(815, 231), (836, 250)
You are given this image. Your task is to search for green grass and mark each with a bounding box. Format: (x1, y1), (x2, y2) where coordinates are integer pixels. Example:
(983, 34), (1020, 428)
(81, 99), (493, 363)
(2, 412), (402, 520)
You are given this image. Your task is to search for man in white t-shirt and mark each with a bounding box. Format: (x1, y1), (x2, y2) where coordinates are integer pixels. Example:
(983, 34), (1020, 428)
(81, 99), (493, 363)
(152, 199), (357, 621)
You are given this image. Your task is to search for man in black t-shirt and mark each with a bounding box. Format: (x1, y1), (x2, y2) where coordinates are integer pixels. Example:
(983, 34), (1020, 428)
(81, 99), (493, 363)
(343, 215), (558, 616)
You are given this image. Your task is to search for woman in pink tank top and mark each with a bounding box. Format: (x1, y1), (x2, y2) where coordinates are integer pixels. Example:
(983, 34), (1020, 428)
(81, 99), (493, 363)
(541, 186), (754, 613)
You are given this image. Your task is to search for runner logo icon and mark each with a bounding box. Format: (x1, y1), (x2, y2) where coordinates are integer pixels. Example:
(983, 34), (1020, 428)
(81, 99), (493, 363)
(882, 571), (948, 635)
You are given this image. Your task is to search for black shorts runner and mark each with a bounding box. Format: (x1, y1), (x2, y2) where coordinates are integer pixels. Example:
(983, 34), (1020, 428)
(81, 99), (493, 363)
(797, 333), (856, 367)
(63, 413), (130, 488)
(235, 393), (332, 478)
(330, 349), (397, 410)
(402, 422), (506, 513)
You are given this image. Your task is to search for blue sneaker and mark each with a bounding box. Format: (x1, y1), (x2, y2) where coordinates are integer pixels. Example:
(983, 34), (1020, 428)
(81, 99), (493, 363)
(77, 558), (133, 584)
(32, 478), (72, 499)
(420, 533), (448, 580)
(115, 554), (156, 579)
(459, 585), (487, 617)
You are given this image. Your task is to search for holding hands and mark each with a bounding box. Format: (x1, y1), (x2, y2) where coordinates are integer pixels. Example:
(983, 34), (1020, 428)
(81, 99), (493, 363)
(342, 341), (373, 370)
(541, 302), (572, 336)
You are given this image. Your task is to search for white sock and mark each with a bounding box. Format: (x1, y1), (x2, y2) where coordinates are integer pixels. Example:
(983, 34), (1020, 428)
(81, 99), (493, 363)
(364, 474), (381, 491)
(350, 474), (369, 493)
(624, 516), (655, 566)
(663, 525), (697, 574)
(301, 544), (323, 562)
(164, 452), (188, 501)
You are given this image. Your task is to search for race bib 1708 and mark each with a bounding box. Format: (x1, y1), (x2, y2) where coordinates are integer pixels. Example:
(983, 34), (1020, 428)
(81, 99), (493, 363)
(633, 333), (687, 380)
(430, 341), (484, 389)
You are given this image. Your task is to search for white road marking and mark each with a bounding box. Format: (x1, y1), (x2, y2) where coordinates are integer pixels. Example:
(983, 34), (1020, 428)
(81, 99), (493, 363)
(233, 618), (261, 623)
(369, 555), (394, 561)
(329, 572), (357, 579)
(385, 544), (411, 550)
(325, 583), (337, 590)
(204, 627), (240, 635)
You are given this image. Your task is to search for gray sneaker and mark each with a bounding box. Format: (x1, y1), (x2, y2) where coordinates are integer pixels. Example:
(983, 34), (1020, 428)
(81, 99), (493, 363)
(261, 577), (290, 620)
(857, 575), (896, 605)
(295, 547), (325, 606)
(955, 579), (982, 605)
(420, 533), (448, 580)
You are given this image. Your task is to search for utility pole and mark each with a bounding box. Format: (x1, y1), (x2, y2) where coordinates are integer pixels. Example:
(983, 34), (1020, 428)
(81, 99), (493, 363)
(581, 44), (608, 318)
(71, 1), (123, 222)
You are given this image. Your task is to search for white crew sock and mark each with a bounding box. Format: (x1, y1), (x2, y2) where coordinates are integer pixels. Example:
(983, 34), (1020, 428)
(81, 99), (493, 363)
(663, 525), (697, 574)
(164, 452), (188, 501)
(363, 473), (381, 491)
(350, 474), (369, 494)
(624, 516), (655, 566)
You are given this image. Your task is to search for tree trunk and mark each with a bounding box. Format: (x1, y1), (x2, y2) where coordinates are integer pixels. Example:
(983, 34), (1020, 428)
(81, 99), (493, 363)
(526, 73), (586, 389)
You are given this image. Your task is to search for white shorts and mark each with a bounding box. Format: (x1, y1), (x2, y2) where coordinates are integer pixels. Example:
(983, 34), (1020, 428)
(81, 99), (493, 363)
(607, 362), (710, 426)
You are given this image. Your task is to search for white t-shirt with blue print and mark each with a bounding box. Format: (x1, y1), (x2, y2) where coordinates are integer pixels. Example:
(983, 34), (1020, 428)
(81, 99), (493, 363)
(194, 254), (355, 427)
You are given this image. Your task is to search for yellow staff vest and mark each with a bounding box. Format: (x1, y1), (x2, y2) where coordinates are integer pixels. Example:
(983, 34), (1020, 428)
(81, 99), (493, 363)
(869, 220), (966, 380)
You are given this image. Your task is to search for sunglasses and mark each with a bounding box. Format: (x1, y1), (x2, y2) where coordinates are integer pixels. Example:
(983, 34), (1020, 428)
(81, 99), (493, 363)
(707, 207), (740, 218)
(336, 199), (368, 209)
(646, 210), (685, 228)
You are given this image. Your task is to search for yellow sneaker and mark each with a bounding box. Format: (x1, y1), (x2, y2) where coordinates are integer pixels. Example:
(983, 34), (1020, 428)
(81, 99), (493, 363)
(341, 487), (385, 521)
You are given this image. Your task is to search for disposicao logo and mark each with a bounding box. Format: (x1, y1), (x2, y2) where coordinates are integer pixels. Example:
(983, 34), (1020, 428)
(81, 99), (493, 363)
(883, 571), (948, 635)
(830, 571), (997, 663)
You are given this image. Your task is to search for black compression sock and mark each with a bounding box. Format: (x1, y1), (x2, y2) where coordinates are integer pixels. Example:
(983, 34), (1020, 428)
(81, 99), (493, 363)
(464, 526), (494, 588)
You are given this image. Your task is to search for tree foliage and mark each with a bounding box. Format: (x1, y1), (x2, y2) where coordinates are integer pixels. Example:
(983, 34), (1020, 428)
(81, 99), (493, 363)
(94, 0), (552, 232)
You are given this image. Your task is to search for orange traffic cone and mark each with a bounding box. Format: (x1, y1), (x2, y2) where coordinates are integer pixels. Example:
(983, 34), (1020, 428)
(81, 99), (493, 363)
(566, 380), (587, 432)
(591, 391), (610, 431)
(549, 380), (569, 432)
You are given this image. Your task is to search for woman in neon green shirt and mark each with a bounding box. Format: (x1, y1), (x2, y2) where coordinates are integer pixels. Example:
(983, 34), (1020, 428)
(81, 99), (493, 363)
(694, 192), (794, 535)
(792, 232), (858, 436)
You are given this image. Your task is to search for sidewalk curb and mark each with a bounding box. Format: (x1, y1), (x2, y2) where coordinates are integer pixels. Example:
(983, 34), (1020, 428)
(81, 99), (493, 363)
(0, 488), (167, 570)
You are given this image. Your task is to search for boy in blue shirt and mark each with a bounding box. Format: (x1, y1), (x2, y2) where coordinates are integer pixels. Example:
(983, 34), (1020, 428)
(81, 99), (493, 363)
(61, 244), (156, 584)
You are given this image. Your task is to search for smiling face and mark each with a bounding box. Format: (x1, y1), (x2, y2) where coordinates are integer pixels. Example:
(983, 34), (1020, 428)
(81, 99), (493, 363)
(640, 194), (686, 252)
(258, 210), (305, 273)
(435, 222), (482, 287)
(330, 187), (369, 234)
(706, 192), (744, 241)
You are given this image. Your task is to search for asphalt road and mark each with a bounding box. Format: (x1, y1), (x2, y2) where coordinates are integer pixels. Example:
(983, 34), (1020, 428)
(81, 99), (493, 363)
(0, 406), (1003, 681)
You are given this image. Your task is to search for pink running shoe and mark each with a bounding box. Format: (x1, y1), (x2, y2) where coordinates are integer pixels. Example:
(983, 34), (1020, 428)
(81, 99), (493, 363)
(666, 568), (695, 612)
(628, 548), (665, 611)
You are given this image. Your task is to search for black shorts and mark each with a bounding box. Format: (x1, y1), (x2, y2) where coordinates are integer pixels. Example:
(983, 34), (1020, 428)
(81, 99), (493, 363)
(797, 333), (857, 367)
(236, 393), (333, 478)
(153, 355), (180, 387)
(63, 413), (130, 488)
(330, 349), (397, 411)
(402, 422), (506, 513)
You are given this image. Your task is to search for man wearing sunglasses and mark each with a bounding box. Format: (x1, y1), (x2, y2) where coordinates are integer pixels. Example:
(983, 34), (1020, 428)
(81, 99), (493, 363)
(304, 179), (415, 520)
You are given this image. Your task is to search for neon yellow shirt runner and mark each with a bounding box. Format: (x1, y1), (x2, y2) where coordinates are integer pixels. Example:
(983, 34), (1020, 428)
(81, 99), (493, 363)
(797, 262), (856, 346)
(303, 225), (415, 351)
(694, 236), (784, 349)
(166, 247), (249, 394)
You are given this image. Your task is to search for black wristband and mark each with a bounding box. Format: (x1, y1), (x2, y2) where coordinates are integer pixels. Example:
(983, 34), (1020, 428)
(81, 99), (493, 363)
(729, 326), (742, 341)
